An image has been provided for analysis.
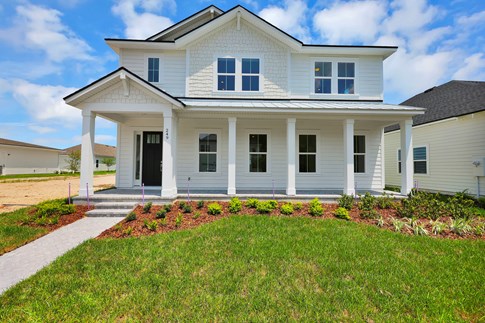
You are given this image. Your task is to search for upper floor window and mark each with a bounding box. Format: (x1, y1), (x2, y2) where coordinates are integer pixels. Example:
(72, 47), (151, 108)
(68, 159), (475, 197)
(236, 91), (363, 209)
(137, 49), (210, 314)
(314, 62), (332, 94)
(199, 133), (217, 172)
(299, 134), (317, 173)
(242, 58), (260, 91)
(338, 62), (355, 94)
(217, 58), (235, 91)
(148, 57), (160, 83)
(398, 146), (427, 174)
(249, 134), (267, 172)
(354, 135), (365, 173)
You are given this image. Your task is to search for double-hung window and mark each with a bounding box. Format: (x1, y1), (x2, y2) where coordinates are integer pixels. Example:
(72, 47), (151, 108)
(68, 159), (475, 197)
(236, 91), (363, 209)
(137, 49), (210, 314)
(199, 133), (217, 172)
(148, 57), (160, 83)
(217, 58), (236, 91)
(354, 135), (365, 173)
(398, 146), (427, 174)
(242, 58), (260, 91)
(338, 62), (355, 94)
(314, 62), (332, 94)
(299, 134), (316, 173)
(249, 134), (267, 172)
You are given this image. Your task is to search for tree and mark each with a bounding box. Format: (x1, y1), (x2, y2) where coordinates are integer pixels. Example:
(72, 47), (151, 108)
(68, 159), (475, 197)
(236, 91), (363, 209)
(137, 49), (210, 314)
(66, 150), (81, 173)
(101, 157), (116, 171)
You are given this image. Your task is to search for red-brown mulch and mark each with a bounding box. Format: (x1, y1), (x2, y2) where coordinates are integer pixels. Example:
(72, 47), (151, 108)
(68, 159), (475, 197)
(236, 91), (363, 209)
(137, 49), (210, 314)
(97, 201), (485, 240)
(25, 205), (91, 232)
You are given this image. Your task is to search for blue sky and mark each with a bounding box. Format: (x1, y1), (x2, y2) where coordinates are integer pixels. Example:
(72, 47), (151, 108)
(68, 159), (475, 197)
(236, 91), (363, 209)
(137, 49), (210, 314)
(0, 0), (484, 149)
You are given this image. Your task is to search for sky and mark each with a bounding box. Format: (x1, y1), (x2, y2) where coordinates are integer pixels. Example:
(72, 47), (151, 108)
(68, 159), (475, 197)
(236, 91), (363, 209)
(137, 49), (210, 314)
(0, 0), (484, 149)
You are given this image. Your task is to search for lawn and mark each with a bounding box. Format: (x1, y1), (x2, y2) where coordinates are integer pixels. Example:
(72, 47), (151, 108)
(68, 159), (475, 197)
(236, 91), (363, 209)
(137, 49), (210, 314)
(1, 216), (483, 321)
(0, 170), (115, 181)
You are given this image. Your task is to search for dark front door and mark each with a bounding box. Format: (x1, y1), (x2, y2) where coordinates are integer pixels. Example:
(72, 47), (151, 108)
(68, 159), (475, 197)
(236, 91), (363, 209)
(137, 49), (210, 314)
(142, 132), (162, 186)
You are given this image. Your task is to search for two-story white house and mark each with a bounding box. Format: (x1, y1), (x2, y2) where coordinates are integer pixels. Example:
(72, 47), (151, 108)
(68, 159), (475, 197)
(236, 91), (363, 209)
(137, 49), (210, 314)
(64, 5), (424, 199)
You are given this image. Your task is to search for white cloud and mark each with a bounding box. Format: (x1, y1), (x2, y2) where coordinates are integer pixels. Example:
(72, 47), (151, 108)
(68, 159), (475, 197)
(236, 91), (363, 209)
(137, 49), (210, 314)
(112, 0), (175, 39)
(456, 10), (485, 27)
(313, 0), (387, 44)
(384, 0), (440, 34)
(452, 53), (485, 80)
(28, 125), (57, 134)
(259, 0), (311, 43)
(95, 134), (117, 144)
(0, 4), (93, 62)
(8, 79), (80, 125)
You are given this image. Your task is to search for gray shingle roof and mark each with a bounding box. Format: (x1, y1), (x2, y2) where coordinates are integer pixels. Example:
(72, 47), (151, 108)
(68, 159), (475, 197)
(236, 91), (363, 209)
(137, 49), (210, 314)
(385, 80), (485, 132)
(63, 143), (116, 158)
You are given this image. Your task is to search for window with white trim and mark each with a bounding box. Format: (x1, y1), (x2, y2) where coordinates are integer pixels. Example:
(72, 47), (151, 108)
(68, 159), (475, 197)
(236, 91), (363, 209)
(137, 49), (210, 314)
(354, 135), (365, 173)
(249, 134), (267, 172)
(217, 58), (235, 91)
(299, 134), (316, 173)
(242, 58), (260, 91)
(313, 60), (356, 95)
(199, 133), (217, 172)
(147, 57), (160, 83)
(398, 146), (427, 174)
(314, 62), (332, 94)
(338, 62), (355, 94)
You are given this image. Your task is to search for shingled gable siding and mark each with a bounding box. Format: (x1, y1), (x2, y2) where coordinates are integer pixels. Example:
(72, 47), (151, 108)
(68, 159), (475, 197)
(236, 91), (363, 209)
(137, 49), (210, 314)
(385, 111), (485, 196)
(187, 20), (289, 98)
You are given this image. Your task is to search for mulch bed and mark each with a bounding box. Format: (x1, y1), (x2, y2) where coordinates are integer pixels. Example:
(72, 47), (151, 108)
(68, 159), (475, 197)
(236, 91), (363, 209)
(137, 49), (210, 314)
(97, 201), (485, 240)
(25, 205), (91, 232)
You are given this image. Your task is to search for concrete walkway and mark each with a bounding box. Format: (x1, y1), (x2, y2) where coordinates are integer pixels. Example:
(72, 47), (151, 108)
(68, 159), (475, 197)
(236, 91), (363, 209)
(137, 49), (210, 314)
(0, 217), (124, 294)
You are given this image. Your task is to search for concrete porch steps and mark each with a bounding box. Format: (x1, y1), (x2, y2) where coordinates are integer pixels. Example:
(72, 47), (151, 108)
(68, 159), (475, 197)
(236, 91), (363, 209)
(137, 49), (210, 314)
(86, 201), (138, 217)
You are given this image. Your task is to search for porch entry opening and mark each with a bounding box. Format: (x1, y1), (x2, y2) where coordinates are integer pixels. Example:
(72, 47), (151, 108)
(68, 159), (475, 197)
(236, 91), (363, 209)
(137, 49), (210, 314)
(142, 132), (162, 186)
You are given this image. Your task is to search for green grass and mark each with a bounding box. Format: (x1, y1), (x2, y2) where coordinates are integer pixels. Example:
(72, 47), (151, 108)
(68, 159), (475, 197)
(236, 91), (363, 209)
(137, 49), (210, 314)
(0, 207), (47, 255)
(0, 171), (115, 180)
(1, 216), (483, 321)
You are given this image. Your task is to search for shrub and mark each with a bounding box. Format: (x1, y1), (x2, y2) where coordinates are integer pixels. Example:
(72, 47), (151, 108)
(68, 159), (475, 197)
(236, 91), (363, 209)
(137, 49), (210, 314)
(280, 203), (294, 215)
(143, 219), (158, 231)
(358, 192), (376, 211)
(391, 218), (405, 232)
(246, 198), (259, 208)
(156, 209), (166, 219)
(142, 202), (152, 214)
(197, 200), (205, 209)
(431, 220), (447, 235)
(126, 211), (137, 221)
(256, 201), (274, 214)
(159, 218), (167, 226)
(334, 207), (350, 220)
(309, 198), (324, 217)
(267, 200), (278, 209)
(360, 209), (379, 219)
(207, 202), (223, 215)
(337, 194), (354, 210)
(164, 204), (172, 213)
(449, 218), (472, 236)
(473, 223), (484, 235)
(179, 201), (186, 210)
(35, 199), (75, 219)
(376, 194), (394, 209)
(447, 194), (474, 220)
(228, 197), (243, 214)
(182, 204), (193, 214)
(376, 216), (385, 227)
(477, 196), (485, 209)
(175, 212), (183, 227)
(193, 211), (201, 219)
(293, 202), (303, 210)
(123, 227), (133, 236)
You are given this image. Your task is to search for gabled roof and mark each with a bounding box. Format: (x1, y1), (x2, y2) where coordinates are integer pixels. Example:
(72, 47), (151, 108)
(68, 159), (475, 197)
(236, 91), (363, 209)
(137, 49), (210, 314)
(105, 5), (397, 58)
(63, 67), (185, 108)
(385, 80), (485, 132)
(63, 143), (116, 158)
(0, 138), (60, 151)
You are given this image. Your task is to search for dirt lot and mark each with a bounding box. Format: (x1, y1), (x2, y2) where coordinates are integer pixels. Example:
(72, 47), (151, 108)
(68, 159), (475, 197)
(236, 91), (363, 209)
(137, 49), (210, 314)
(0, 175), (115, 214)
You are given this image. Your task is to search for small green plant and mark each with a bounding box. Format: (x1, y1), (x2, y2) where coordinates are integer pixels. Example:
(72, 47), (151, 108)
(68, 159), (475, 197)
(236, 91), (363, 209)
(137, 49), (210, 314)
(280, 203), (294, 215)
(477, 196), (485, 209)
(447, 194), (475, 220)
(159, 218), (167, 226)
(175, 212), (183, 227)
(114, 223), (123, 231)
(197, 200), (205, 209)
(337, 194), (354, 210)
(360, 209), (379, 219)
(376, 216), (385, 227)
(142, 202), (152, 214)
(33, 199), (75, 225)
(309, 198), (324, 217)
(123, 227), (133, 236)
(156, 209), (166, 219)
(207, 202), (223, 215)
(413, 223), (428, 236)
(256, 201), (274, 214)
(228, 197), (243, 214)
(431, 220), (447, 235)
(267, 200), (278, 209)
(182, 204), (193, 214)
(179, 201), (186, 210)
(334, 207), (350, 220)
(449, 218), (472, 236)
(391, 218), (405, 232)
(164, 204), (172, 213)
(376, 194), (394, 209)
(246, 198), (259, 208)
(145, 220), (158, 231)
(358, 192), (376, 211)
(126, 211), (137, 222)
(293, 201), (303, 210)
(473, 223), (484, 235)
(193, 211), (201, 219)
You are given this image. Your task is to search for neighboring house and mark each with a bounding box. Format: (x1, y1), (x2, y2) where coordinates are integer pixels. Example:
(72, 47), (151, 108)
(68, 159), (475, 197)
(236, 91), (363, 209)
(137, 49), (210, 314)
(59, 143), (117, 172)
(64, 5), (424, 198)
(0, 138), (61, 175)
(385, 81), (485, 197)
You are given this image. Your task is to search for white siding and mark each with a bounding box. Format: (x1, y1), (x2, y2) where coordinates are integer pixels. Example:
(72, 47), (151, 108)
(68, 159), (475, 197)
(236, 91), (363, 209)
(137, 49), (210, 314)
(120, 49), (186, 97)
(358, 57), (383, 100)
(385, 111), (485, 196)
(0, 146), (60, 175)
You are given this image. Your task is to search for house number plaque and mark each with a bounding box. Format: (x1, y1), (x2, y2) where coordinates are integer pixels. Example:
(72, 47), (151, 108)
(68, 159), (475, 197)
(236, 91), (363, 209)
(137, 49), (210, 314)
(165, 128), (169, 139)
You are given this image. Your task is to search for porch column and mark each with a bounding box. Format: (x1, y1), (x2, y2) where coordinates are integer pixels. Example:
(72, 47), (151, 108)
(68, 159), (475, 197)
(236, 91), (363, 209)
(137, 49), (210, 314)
(400, 119), (413, 195)
(227, 117), (237, 195)
(343, 119), (355, 195)
(162, 112), (176, 198)
(79, 110), (96, 197)
(286, 118), (296, 196)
